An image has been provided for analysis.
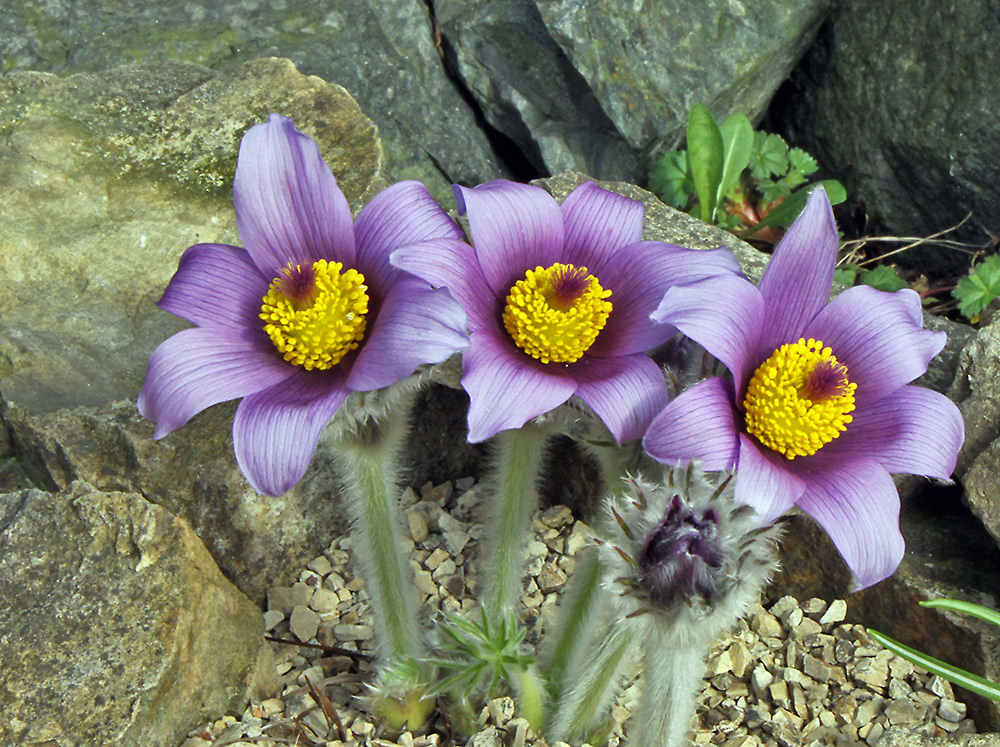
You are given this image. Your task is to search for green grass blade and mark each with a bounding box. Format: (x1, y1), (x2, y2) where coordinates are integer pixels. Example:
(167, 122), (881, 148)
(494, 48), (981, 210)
(686, 103), (724, 224)
(867, 629), (1000, 702)
(920, 599), (1000, 628)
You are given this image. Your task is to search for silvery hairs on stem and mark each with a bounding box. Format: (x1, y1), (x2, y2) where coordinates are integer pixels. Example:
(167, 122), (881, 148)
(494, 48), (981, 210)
(598, 464), (783, 747)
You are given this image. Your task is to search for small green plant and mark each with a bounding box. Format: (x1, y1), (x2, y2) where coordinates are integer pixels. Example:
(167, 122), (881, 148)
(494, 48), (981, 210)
(427, 610), (544, 731)
(833, 263), (909, 293)
(649, 103), (846, 238)
(868, 598), (1000, 702)
(952, 254), (1000, 323)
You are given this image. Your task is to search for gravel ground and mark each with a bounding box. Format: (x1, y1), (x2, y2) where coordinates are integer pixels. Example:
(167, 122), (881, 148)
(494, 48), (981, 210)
(178, 479), (978, 747)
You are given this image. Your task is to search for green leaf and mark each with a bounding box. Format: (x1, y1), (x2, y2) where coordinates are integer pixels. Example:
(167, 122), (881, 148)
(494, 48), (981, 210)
(740, 180), (846, 236)
(649, 150), (694, 209)
(921, 598), (1000, 628)
(716, 111), (754, 211)
(686, 103), (725, 224)
(867, 628), (1000, 702)
(952, 255), (1000, 320)
(749, 131), (789, 181)
(833, 266), (860, 286)
(757, 178), (791, 205)
(858, 265), (908, 292)
(788, 148), (819, 176)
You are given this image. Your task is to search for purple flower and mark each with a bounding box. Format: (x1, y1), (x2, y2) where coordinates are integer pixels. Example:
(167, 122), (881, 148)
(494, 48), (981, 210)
(642, 189), (964, 589)
(138, 114), (469, 495)
(390, 179), (742, 443)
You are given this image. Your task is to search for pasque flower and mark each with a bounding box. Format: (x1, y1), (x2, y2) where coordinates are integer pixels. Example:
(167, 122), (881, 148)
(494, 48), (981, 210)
(138, 114), (468, 495)
(642, 188), (964, 588)
(391, 179), (742, 443)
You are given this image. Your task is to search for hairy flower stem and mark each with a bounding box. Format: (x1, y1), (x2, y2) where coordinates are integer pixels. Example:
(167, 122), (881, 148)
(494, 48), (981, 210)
(548, 617), (638, 744)
(541, 544), (607, 700)
(331, 396), (424, 667)
(631, 624), (713, 747)
(481, 423), (551, 618)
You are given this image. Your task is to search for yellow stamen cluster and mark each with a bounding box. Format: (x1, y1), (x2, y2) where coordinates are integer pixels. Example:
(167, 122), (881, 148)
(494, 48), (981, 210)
(260, 259), (369, 370)
(743, 338), (856, 459)
(502, 262), (612, 364)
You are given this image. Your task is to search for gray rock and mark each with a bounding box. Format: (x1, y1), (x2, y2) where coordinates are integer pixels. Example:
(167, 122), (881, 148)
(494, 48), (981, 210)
(0, 0), (502, 201)
(774, 0), (1000, 273)
(438, 0), (832, 184)
(0, 57), (384, 415)
(1, 398), (350, 598)
(0, 483), (276, 747)
(436, 0), (638, 180)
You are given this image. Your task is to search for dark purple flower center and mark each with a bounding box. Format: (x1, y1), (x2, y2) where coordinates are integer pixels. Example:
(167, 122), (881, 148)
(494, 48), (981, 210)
(275, 263), (318, 308)
(638, 494), (724, 604)
(800, 358), (851, 402)
(549, 265), (590, 308)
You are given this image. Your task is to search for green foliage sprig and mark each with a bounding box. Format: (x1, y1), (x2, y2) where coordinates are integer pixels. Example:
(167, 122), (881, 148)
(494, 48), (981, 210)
(868, 599), (1000, 702)
(952, 254), (1000, 322)
(650, 103), (846, 236)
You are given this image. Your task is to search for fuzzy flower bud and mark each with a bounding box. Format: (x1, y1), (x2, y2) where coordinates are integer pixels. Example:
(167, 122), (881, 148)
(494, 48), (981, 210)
(600, 463), (783, 626)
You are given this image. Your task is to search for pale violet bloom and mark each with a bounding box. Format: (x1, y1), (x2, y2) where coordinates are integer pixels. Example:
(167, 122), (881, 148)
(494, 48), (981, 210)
(643, 189), (964, 589)
(139, 114), (468, 495)
(391, 179), (741, 443)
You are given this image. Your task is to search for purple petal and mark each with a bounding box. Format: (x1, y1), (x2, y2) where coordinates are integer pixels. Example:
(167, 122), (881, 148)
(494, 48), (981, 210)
(570, 353), (668, 443)
(138, 326), (297, 439)
(790, 453), (904, 590)
(824, 385), (964, 478)
(454, 180), (564, 297)
(733, 434), (807, 522)
(650, 273), (765, 388)
(233, 114), (355, 276)
(461, 328), (577, 443)
(391, 239), (499, 331)
(346, 276), (469, 391)
(591, 243), (744, 358)
(757, 188), (838, 350)
(807, 286), (945, 406)
(641, 377), (741, 470)
(233, 369), (350, 495)
(559, 181), (644, 275)
(354, 181), (463, 299)
(158, 243), (269, 328)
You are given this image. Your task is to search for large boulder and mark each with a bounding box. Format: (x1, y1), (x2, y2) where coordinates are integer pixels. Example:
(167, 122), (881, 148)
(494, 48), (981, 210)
(0, 57), (383, 414)
(0, 0), (503, 200)
(772, 0), (1000, 272)
(0, 483), (277, 747)
(437, 0), (833, 181)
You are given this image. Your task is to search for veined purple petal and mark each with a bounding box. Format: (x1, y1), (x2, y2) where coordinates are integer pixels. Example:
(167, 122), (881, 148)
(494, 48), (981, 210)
(790, 453), (904, 590)
(158, 243), (269, 329)
(233, 114), (355, 276)
(233, 369), (350, 495)
(642, 377), (741, 470)
(734, 434), (807, 522)
(650, 273), (765, 389)
(591, 243), (744, 358)
(559, 181), (644, 275)
(461, 328), (576, 443)
(824, 386), (964, 478)
(807, 286), (945, 406)
(454, 180), (564, 297)
(570, 353), (668, 443)
(391, 239), (499, 331)
(757, 188), (838, 351)
(354, 181), (463, 298)
(346, 276), (469, 391)
(138, 326), (296, 439)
